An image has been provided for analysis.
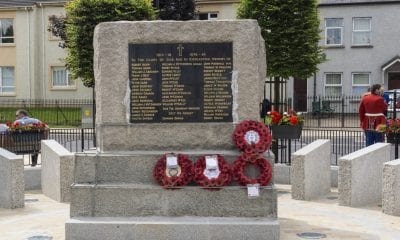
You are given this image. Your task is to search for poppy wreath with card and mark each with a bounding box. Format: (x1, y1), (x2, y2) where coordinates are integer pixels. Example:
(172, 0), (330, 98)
(232, 153), (272, 186)
(233, 120), (272, 154)
(193, 155), (232, 191)
(153, 153), (194, 189)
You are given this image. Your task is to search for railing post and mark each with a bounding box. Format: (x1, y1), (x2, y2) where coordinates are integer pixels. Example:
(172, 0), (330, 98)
(318, 96), (321, 127)
(341, 96), (345, 128)
(394, 91), (398, 159)
(81, 128), (85, 152)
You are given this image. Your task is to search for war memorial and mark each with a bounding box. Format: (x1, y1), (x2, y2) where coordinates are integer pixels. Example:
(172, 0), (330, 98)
(65, 20), (279, 239)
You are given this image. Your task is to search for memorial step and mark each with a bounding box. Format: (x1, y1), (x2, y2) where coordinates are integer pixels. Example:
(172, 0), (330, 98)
(66, 216), (280, 240)
(70, 183), (277, 218)
(74, 150), (274, 184)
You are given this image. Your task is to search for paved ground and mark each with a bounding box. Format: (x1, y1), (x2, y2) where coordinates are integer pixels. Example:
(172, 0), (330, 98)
(1, 185), (399, 240)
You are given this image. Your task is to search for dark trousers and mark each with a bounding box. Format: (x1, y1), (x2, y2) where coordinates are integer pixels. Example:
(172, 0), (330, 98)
(31, 153), (38, 166)
(365, 130), (384, 146)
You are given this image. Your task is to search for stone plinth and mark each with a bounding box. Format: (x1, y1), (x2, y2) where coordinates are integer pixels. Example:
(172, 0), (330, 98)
(74, 151), (274, 185)
(339, 143), (390, 207)
(291, 139), (331, 200)
(70, 184), (277, 218)
(66, 217), (280, 240)
(41, 140), (74, 202)
(382, 159), (400, 216)
(0, 148), (24, 209)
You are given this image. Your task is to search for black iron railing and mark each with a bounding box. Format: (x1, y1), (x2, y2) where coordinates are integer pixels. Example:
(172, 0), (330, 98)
(274, 128), (366, 166)
(0, 99), (92, 127)
(0, 128), (95, 166)
(281, 95), (400, 129)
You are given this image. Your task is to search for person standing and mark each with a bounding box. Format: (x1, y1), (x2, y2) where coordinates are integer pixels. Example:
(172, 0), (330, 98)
(13, 109), (43, 166)
(359, 84), (388, 146)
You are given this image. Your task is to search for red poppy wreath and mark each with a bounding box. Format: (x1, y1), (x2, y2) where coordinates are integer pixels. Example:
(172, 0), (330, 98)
(153, 153), (193, 189)
(232, 153), (272, 186)
(193, 155), (232, 190)
(233, 120), (272, 154)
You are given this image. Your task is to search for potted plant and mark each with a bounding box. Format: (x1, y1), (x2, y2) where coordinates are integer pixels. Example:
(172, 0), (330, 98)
(376, 119), (400, 144)
(5, 122), (48, 154)
(265, 110), (304, 139)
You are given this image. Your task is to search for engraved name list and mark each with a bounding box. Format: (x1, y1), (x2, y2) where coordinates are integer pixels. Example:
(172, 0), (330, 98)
(129, 43), (233, 123)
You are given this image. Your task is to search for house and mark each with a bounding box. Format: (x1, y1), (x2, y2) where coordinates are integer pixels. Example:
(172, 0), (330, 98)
(0, 0), (92, 100)
(195, 0), (239, 20)
(288, 0), (400, 111)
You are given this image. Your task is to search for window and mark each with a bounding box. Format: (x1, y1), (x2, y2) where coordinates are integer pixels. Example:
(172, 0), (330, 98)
(353, 18), (371, 45)
(0, 18), (14, 43)
(198, 13), (218, 20)
(325, 18), (343, 46)
(325, 73), (342, 96)
(0, 67), (15, 93)
(352, 73), (370, 95)
(51, 66), (75, 88)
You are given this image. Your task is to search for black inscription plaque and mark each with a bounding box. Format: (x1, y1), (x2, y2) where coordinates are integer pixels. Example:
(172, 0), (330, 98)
(129, 43), (233, 123)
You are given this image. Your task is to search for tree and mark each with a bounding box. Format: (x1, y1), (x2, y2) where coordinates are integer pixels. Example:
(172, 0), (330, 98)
(237, 0), (325, 111)
(156, 0), (196, 20)
(48, 15), (67, 48)
(48, 0), (155, 88)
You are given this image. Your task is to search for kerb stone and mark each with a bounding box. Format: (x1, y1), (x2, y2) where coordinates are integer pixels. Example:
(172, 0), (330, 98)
(291, 139), (331, 200)
(41, 140), (74, 202)
(0, 148), (24, 209)
(338, 143), (390, 207)
(382, 159), (400, 216)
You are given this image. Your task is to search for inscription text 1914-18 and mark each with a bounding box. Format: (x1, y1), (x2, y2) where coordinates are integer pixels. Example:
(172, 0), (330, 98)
(129, 42), (233, 123)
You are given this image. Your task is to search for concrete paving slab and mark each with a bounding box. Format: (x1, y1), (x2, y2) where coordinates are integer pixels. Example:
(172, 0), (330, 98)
(1, 186), (400, 240)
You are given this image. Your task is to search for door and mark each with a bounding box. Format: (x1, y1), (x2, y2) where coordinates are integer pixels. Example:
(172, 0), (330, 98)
(293, 78), (307, 111)
(388, 72), (400, 90)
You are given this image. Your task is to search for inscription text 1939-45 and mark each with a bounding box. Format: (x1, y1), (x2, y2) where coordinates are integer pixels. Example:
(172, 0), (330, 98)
(129, 42), (233, 123)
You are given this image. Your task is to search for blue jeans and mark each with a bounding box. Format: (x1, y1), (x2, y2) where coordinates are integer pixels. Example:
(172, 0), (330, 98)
(365, 130), (384, 146)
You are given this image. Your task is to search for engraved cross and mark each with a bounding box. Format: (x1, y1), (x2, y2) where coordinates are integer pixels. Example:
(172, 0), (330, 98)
(177, 44), (184, 57)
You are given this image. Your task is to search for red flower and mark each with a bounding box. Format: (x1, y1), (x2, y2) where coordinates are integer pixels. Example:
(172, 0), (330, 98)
(290, 116), (298, 125)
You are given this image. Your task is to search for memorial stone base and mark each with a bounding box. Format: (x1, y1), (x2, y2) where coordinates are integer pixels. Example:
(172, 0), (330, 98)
(66, 151), (279, 240)
(66, 217), (279, 240)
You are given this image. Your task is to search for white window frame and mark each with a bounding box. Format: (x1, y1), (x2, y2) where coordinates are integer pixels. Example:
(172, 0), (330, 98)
(352, 72), (370, 95)
(198, 12), (218, 20)
(324, 73), (342, 96)
(51, 66), (76, 90)
(0, 18), (14, 44)
(325, 18), (343, 46)
(352, 17), (371, 46)
(0, 66), (15, 94)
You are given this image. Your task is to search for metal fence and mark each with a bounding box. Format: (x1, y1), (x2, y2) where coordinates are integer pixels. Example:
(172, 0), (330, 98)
(49, 128), (95, 152)
(0, 128), (95, 166)
(287, 94), (400, 128)
(0, 127), (388, 167)
(0, 99), (93, 127)
(273, 128), (366, 166)
(285, 95), (363, 129)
